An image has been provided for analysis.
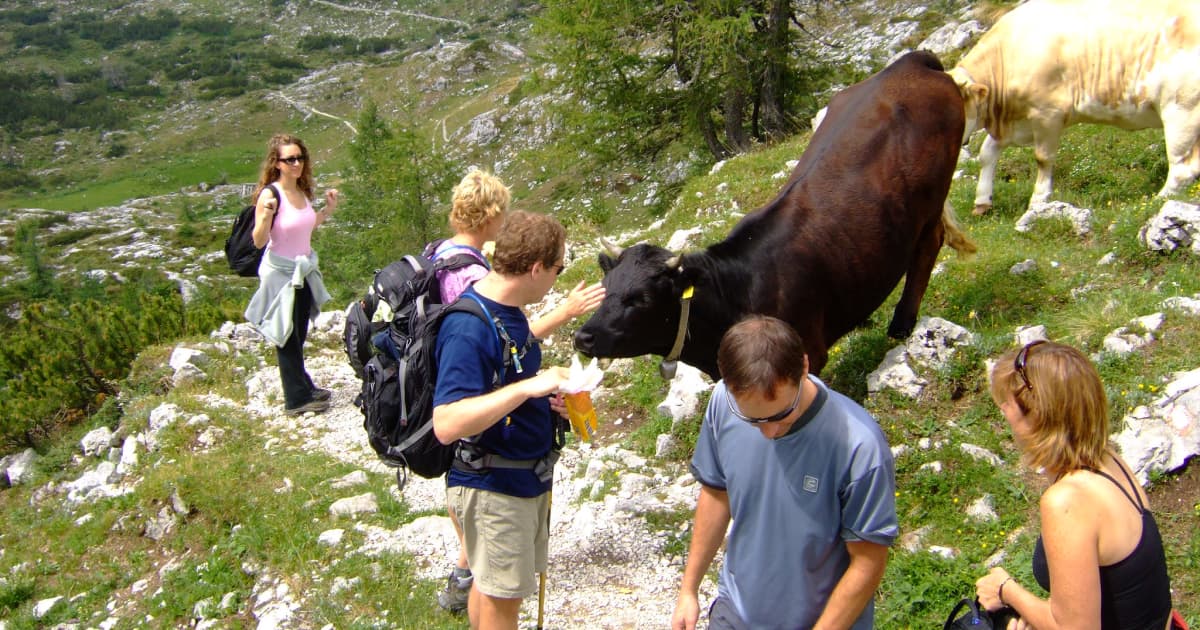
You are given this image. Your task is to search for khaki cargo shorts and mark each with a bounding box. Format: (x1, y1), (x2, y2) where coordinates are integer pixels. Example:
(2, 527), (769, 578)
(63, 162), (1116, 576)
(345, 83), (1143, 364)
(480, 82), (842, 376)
(447, 485), (550, 599)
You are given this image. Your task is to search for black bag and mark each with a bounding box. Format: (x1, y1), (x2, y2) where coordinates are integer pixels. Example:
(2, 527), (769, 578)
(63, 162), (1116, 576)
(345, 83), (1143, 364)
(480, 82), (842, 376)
(342, 241), (487, 378)
(344, 296), (384, 380)
(943, 598), (1019, 630)
(359, 294), (511, 482)
(347, 241), (501, 484)
(224, 184), (281, 277)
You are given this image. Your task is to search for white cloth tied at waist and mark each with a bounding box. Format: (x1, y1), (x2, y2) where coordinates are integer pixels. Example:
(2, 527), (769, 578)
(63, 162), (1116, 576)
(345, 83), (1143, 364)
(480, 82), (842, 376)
(244, 249), (331, 347)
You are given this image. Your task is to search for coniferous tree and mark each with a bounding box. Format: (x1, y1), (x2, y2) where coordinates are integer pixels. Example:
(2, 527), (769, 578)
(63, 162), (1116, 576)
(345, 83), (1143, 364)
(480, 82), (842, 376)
(318, 103), (460, 299)
(534, 0), (829, 161)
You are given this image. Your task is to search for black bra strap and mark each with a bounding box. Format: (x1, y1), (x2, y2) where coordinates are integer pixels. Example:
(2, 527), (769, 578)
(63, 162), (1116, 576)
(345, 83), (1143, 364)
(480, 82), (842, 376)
(1083, 459), (1145, 512)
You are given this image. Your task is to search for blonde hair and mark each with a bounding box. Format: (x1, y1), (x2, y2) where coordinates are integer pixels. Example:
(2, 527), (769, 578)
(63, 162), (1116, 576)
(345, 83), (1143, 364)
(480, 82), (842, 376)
(255, 133), (314, 200)
(989, 341), (1109, 475)
(449, 169), (510, 233)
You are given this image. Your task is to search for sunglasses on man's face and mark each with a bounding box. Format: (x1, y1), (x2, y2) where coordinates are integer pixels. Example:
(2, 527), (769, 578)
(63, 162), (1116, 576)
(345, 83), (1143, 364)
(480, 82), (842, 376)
(726, 386), (803, 424)
(1014, 339), (1047, 392)
(277, 155), (305, 166)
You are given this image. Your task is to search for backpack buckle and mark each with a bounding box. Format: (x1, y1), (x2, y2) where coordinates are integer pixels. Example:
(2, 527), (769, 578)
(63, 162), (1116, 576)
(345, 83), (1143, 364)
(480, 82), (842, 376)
(534, 450), (560, 483)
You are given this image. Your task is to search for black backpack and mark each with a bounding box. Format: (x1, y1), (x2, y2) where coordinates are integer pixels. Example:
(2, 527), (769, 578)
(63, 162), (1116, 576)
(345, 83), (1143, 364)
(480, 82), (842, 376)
(359, 293), (515, 482)
(345, 242), (494, 481)
(224, 184), (281, 277)
(943, 598), (1019, 630)
(342, 241), (487, 379)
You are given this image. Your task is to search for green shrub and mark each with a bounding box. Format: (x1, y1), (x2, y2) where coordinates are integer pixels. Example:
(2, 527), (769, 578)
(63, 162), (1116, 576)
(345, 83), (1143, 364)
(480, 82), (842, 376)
(0, 285), (231, 450)
(105, 142), (128, 158)
(0, 166), (38, 191)
(0, 7), (53, 26)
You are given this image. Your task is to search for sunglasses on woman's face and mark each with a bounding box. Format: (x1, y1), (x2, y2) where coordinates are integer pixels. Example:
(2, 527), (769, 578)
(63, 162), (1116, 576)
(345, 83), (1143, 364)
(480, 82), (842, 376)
(1014, 339), (1047, 392)
(277, 155), (305, 166)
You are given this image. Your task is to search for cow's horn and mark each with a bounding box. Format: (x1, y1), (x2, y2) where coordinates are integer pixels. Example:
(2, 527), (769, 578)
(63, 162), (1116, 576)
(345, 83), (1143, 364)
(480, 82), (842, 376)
(664, 255), (681, 270)
(600, 237), (623, 258)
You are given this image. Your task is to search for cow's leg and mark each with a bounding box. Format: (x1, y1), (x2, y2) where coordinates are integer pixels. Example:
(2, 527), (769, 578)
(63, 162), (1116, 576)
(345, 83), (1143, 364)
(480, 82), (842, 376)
(973, 134), (1002, 215)
(1157, 107), (1200, 198)
(1029, 127), (1063, 207)
(888, 215), (943, 340)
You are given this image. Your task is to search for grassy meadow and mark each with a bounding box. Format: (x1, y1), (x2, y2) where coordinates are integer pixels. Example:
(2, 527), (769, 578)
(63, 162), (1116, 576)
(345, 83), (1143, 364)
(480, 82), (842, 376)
(2, 0), (1198, 626)
(3, 114), (1199, 630)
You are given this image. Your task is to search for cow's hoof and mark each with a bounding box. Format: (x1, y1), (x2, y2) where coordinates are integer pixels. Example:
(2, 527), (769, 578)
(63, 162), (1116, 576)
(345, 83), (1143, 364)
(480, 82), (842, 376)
(971, 204), (992, 216)
(887, 323), (914, 340)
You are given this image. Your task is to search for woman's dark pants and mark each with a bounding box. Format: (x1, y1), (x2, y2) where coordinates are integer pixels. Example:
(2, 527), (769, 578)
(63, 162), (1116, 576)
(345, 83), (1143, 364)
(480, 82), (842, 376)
(277, 283), (316, 409)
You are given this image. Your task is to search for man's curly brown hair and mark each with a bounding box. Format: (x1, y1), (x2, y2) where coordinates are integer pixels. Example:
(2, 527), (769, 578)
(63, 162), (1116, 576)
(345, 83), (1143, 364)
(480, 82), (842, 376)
(492, 210), (565, 276)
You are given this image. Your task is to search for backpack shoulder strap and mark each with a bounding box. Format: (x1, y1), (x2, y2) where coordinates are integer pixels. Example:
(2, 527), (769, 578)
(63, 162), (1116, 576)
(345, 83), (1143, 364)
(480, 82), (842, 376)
(451, 293), (516, 384)
(429, 242), (491, 272)
(437, 252), (491, 273)
(422, 238), (447, 258)
(260, 183), (282, 229)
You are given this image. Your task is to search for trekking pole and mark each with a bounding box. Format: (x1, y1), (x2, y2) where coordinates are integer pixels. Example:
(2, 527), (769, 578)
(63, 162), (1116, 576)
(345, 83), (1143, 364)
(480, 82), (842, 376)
(537, 489), (551, 630)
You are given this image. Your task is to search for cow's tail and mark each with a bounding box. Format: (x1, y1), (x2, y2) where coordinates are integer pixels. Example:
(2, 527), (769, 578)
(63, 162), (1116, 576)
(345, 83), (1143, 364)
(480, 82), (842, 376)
(942, 201), (978, 258)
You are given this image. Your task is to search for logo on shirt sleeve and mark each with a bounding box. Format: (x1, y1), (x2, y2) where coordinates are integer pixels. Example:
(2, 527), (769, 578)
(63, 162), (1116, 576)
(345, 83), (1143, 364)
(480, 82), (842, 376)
(803, 475), (819, 493)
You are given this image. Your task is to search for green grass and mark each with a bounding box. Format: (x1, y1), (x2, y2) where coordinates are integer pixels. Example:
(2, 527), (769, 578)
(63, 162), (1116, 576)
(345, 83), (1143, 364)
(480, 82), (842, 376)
(3, 131), (279, 211)
(0, 344), (464, 629)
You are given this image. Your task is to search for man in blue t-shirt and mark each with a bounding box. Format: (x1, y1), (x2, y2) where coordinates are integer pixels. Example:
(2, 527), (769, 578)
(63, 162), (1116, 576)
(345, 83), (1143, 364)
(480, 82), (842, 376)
(672, 316), (898, 630)
(432, 210), (575, 630)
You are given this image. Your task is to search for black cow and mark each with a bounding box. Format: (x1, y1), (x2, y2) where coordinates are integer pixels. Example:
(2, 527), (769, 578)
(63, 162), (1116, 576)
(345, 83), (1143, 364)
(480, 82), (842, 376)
(574, 51), (975, 380)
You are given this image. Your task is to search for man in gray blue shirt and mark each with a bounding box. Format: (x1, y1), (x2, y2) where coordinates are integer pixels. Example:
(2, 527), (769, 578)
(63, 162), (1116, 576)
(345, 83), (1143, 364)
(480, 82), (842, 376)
(671, 316), (898, 630)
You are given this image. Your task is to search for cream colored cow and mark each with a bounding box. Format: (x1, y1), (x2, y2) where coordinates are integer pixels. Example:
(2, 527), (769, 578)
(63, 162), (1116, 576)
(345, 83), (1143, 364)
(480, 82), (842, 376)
(949, 0), (1200, 215)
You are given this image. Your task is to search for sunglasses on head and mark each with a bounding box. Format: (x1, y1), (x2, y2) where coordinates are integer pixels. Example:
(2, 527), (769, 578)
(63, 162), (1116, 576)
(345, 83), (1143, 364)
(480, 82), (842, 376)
(1014, 339), (1047, 392)
(726, 386), (803, 424)
(277, 155), (305, 166)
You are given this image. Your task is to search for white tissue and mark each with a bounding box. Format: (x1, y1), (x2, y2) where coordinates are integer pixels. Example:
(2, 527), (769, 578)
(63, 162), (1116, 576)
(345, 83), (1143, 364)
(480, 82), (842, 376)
(561, 355), (604, 394)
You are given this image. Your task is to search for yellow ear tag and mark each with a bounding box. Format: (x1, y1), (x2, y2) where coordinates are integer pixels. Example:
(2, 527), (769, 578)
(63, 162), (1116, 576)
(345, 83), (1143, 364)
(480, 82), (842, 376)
(682, 286), (695, 300)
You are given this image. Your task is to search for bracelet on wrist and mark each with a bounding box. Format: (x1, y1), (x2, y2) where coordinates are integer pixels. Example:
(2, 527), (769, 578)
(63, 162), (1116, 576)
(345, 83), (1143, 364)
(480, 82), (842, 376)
(998, 576), (1013, 605)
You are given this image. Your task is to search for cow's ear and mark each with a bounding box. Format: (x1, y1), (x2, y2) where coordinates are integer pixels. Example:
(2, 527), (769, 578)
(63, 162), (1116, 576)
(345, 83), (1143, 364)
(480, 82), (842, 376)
(947, 67), (970, 90)
(598, 252), (615, 274)
(947, 67), (987, 103)
(967, 83), (988, 102)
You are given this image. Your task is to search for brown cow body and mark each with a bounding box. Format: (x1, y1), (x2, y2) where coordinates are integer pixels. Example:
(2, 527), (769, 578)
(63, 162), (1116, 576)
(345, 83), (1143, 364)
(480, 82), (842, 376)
(574, 51), (973, 379)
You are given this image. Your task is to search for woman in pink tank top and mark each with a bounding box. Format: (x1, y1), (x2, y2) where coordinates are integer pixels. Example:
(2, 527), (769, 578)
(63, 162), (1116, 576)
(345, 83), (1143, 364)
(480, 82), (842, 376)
(246, 133), (339, 417)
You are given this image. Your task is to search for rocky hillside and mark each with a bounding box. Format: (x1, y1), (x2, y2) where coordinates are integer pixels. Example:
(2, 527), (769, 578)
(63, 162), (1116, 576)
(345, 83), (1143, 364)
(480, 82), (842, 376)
(0, 311), (712, 628)
(4, 0), (1200, 627)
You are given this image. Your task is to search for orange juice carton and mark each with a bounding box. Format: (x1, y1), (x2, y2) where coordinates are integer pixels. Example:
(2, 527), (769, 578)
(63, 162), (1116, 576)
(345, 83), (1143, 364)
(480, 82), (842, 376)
(561, 356), (603, 441)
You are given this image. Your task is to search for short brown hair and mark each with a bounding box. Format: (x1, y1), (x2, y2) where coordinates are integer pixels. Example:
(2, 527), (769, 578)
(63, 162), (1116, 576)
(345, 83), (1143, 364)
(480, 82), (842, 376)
(989, 341), (1109, 474)
(492, 211), (565, 276)
(449, 169), (510, 233)
(718, 315), (807, 399)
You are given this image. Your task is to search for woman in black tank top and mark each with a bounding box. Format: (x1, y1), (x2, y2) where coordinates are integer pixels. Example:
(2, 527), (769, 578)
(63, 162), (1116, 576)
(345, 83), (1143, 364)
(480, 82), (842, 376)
(971, 341), (1174, 630)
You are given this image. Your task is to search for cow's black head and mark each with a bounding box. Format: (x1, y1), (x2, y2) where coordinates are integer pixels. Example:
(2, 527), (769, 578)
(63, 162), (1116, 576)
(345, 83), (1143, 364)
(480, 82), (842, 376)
(574, 241), (701, 361)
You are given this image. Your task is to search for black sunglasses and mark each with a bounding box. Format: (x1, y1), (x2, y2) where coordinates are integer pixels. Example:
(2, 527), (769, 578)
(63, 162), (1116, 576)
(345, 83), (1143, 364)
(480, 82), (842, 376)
(277, 155), (305, 165)
(1014, 340), (1047, 392)
(726, 386), (803, 424)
